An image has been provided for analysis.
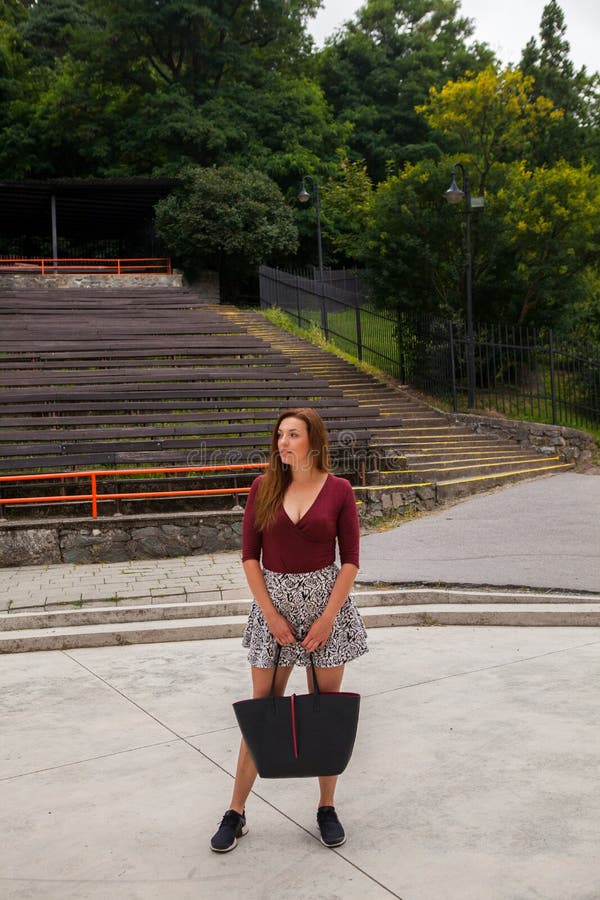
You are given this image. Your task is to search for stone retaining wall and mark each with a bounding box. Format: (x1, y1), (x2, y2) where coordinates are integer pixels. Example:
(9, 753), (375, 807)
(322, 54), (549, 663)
(446, 413), (597, 464)
(1, 270), (222, 298)
(1, 493), (403, 566)
(0, 273), (186, 290)
(0, 511), (243, 567)
(354, 485), (437, 524)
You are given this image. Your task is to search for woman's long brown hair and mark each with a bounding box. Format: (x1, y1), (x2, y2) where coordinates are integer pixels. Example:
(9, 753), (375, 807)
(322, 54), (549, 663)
(253, 408), (330, 531)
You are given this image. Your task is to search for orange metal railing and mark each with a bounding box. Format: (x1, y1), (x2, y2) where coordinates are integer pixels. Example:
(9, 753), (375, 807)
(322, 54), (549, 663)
(0, 463), (267, 519)
(0, 257), (172, 275)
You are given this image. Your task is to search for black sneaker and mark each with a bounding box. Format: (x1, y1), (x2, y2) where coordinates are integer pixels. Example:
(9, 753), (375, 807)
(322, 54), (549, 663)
(210, 809), (248, 853)
(317, 806), (346, 848)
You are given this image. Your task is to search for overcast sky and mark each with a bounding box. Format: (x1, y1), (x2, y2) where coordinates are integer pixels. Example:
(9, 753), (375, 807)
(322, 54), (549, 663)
(309, 0), (599, 74)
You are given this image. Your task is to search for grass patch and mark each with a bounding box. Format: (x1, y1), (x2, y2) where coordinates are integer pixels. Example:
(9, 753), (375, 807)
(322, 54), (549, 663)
(261, 306), (600, 443)
(261, 306), (401, 385)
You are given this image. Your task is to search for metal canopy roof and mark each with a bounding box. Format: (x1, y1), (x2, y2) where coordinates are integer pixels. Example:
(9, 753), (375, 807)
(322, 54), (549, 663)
(0, 178), (180, 239)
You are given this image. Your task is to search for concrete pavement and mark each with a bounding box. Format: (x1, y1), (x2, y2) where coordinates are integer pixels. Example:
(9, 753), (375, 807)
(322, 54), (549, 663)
(0, 552), (249, 614)
(359, 471), (600, 593)
(2, 626), (600, 900)
(2, 470), (600, 897)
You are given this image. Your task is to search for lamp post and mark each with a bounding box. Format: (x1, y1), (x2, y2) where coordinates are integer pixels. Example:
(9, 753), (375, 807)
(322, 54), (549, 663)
(444, 163), (476, 409)
(298, 175), (324, 280)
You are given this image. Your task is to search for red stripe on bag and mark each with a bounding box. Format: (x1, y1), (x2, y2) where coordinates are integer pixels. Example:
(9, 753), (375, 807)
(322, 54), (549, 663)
(290, 694), (299, 759)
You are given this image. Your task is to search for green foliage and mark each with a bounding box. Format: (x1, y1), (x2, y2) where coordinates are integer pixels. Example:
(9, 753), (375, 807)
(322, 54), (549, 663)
(318, 0), (494, 181)
(495, 160), (600, 324)
(19, 0), (96, 66)
(363, 55), (600, 329)
(520, 1), (600, 168)
(1, 0), (599, 327)
(87, 0), (320, 97)
(0, 0), (341, 179)
(361, 158), (462, 315)
(555, 268), (600, 344)
(418, 66), (562, 190)
(320, 156), (374, 263)
(154, 166), (299, 297)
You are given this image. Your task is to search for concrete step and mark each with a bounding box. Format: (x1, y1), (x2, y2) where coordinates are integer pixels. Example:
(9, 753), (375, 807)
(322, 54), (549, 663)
(0, 613), (247, 652)
(3, 597), (600, 652)
(374, 432), (518, 443)
(359, 603), (600, 628)
(436, 462), (573, 496)
(359, 462), (572, 500)
(356, 587), (600, 606)
(402, 449), (544, 461)
(0, 599), (253, 630)
(374, 430), (511, 440)
(372, 457), (564, 483)
(403, 452), (540, 464)
(2, 587), (599, 652)
(373, 445), (559, 460)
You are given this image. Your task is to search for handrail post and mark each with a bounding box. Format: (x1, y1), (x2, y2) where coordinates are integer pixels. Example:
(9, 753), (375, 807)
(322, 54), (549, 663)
(91, 473), (98, 518)
(117, 259), (121, 276)
(41, 258), (45, 275)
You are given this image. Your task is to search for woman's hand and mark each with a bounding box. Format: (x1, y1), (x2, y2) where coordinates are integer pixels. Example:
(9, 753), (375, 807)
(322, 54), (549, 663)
(301, 616), (334, 653)
(265, 610), (297, 646)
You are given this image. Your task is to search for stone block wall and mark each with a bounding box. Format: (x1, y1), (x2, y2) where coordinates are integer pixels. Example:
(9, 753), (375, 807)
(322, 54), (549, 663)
(1, 270), (222, 299)
(446, 413), (597, 464)
(354, 485), (437, 524)
(0, 273), (184, 290)
(0, 511), (243, 567)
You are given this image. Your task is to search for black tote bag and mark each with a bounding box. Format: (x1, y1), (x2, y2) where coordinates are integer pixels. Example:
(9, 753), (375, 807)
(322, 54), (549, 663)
(233, 647), (360, 779)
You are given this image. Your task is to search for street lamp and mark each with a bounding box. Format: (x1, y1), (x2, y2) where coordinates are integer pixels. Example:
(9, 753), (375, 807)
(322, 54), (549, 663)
(444, 163), (477, 408)
(298, 175), (324, 280)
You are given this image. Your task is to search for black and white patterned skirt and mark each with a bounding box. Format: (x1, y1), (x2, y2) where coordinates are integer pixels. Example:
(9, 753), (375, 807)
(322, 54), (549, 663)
(242, 563), (368, 669)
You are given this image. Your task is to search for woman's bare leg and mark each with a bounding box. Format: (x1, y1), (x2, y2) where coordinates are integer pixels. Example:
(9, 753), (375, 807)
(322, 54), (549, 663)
(229, 664), (293, 813)
(306, 664), (345, 807)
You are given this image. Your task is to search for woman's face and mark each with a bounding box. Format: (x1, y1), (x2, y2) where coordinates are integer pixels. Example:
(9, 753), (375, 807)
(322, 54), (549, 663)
(277, 417), (314, 471)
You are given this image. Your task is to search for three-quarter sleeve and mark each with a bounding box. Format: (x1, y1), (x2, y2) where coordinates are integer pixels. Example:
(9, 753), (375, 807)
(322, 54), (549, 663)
(336, 479), (360, 568)
(241, 476), (263, 563)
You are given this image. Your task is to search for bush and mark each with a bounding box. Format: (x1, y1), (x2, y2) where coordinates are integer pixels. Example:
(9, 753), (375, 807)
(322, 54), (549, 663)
(155, 165), (299, 299)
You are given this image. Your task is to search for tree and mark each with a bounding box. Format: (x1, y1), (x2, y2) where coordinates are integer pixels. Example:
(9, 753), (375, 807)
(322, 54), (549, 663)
(317, 0), (494, 182)
(562, 268), (600, 345)
(320, 156), (374, 264)
(520, 1), (600, 167)
(0, 0), (347, 184)
(360, 158), (462, 315)
(0, 1), (43, 177)
(154, 166), (299, 299)
(417, 66), (562, 192)
(494, 160), (600, 324)
(87, 0), (320, 100)
(19, 0), (96, 66)
(358, 62), (600, 329)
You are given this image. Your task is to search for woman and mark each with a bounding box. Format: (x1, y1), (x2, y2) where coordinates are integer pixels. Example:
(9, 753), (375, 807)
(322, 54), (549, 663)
(210, 407), (368, 853)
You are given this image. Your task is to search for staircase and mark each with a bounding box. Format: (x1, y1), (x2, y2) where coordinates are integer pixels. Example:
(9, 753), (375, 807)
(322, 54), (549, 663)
(218, 306), (572, 506)
(3, 585), (600, 652)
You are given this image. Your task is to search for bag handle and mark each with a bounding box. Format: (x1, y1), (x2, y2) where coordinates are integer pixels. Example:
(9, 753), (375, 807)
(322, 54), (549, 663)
(269, 641), (320, 697)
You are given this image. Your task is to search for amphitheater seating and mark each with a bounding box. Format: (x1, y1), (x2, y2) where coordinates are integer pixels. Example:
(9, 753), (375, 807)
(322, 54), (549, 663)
(0, 287), (405, 515)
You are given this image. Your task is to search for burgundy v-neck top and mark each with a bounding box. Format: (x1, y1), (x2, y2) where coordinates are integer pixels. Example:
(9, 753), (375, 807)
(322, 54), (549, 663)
(241, 474), (360, 573)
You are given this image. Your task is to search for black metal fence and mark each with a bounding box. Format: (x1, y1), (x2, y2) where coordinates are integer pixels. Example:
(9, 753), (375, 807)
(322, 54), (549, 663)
(259, 266), (600, 432)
